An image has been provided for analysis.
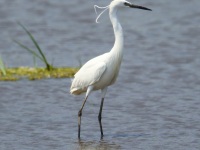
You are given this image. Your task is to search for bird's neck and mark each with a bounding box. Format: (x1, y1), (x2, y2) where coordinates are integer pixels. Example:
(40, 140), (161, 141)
(109, 8), (124, 55)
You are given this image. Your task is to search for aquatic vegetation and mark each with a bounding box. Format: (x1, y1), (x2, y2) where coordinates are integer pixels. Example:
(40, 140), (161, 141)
(0, 55), (6, 76)
(0, 23), (79, 81)
(14, 22), (53, 71)
(0, 67), (78, 81)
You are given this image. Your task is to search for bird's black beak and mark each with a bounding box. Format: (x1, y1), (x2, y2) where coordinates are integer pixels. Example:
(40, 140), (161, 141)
(124, 2), (152, 11)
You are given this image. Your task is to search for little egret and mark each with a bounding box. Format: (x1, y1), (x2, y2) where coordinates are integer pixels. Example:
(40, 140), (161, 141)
(70, 0), (151, 139)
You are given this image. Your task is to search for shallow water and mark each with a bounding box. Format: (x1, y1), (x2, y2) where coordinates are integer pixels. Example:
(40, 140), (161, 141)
(0, 0), (200, 149)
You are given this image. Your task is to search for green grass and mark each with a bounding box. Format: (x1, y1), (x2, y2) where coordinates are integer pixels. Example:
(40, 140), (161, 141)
(14, 22), (53, 71)
(0, 55), (6, 76)
(0, 22), (79, 81)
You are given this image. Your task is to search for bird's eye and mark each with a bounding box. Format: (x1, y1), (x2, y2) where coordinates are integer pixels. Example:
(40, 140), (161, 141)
(124, 2), (130, 7)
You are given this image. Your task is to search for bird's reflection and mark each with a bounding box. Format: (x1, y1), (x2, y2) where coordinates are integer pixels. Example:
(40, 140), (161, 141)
(76, 138), (121, 150)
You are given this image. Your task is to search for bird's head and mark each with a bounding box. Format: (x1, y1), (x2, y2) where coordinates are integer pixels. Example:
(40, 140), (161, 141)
(110, 0), (152, 11)
(94, 0), (151, 23)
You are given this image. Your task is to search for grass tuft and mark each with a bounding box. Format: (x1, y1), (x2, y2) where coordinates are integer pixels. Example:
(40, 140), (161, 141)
(14, 22), (53, 71)
(0, 55), (6, 76)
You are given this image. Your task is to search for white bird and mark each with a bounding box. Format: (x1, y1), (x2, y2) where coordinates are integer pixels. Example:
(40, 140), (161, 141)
(70, 0), (151, 139)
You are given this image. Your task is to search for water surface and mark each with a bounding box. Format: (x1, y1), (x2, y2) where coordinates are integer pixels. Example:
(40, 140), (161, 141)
(0, 0), (200, 149)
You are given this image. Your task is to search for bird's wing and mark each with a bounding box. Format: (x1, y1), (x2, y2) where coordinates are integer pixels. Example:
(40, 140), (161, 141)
(70, 61), (106, 94)
(75, 61), (106, 85)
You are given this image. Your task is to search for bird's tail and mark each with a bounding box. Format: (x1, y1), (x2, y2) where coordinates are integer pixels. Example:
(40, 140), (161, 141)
(70, 87), (83, 95)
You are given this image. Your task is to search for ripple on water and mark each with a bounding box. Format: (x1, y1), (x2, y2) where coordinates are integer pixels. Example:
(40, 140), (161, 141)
(1, 0), (200, 149)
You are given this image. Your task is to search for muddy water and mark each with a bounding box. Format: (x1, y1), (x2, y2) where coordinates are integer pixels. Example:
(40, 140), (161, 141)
(0, 0), (200, 149)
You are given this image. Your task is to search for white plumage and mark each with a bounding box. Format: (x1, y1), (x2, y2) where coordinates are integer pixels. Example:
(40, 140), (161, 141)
(70, 50), (122, 95)
(69, 0), (151, 139)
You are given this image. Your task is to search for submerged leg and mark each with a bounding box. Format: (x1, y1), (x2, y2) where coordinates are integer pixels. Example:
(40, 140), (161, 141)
(78, 86), (93, 139)
(98, 87), (107, 138)
(78, 96), (87, 139)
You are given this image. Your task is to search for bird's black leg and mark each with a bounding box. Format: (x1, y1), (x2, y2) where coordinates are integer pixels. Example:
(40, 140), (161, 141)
(78, 95), (88, 139)
(98, 98), (104, 138)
